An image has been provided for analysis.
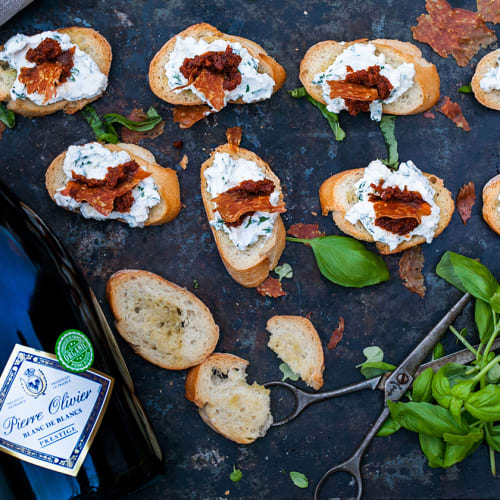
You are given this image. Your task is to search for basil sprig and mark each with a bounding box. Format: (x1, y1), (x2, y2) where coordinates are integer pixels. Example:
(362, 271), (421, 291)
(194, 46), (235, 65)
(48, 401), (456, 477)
(288, 87), (345, 141)
(458, 84), (472, 94)
(286, 235), (389, 288)
(381, 251), (500, 476)
(81, 105), (163, 144)
(378, 115), (399, 170)
(0, 103), (15, 129)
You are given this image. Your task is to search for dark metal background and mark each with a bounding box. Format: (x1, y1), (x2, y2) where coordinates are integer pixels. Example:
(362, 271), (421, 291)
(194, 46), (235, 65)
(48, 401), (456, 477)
(1, 1), (499, 498)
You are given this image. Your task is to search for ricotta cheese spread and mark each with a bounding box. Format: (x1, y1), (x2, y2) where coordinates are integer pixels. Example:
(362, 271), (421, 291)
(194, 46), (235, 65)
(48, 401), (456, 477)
(345, 160), (440, 251)
(204, 152), (280, 250)
(312, 43), (415, 121)
(480, 54), (500, 92)
(0, 31), (108, 106)
(54, 143), (160, 228)
(165, 36), (275, 110)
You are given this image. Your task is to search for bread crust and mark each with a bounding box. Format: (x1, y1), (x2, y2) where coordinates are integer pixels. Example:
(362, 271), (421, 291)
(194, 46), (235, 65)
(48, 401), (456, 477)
(106, 270), (219, 370)
(319, 168), (454, 254)
(200, 143), (286, 287)
(45, 143), (180, 226)
(0, 27), (112, 117)
(472, 49), (500, 111)
(482, 174), (500, 234)
(148, 23), (286, 106)
(299, 38), (440, 115)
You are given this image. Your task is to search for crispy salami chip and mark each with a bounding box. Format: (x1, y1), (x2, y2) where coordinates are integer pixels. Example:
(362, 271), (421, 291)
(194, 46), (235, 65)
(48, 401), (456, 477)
(20, 62), (65, 102)
(399, 246), (426, 298)
(477, 0), (500, 24)
(256, 277), (286, 298)
(327, 317), (344, 349)
(456, 181), (476, 225)
(226, 126), (243, 147)
(439, 96), (471, 131)
(121, 108), (165, 144)
(193, 70), (226, 111)
(172, 105), (212, 129)
(411, 0), (496, 67)
(423, 111), (436, 119)
(287, 223), (325, 240)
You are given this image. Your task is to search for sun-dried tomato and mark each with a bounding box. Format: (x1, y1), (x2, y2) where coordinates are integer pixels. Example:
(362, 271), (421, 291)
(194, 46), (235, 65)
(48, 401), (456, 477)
(113, 190), (135, 213)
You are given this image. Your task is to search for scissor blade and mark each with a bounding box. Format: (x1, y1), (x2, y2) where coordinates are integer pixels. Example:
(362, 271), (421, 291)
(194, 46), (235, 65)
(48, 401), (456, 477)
(376, 337), (500, 390)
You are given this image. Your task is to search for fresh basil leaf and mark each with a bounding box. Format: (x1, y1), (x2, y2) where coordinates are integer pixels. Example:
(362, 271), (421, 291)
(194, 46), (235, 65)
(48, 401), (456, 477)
(490, 287), (500, 313)
(359, 361), (396, 379)
(103, 106), (163, 132)
(443, 431), (483, 467)
(475, 299), (494, 343)
(486, 362), (500, 384)
(81, 105), (119, 144)
(274, 263), (293, 282)
(486, 425), (500, 452)
(0, 104), (15, 129)
(279, 362), (299, 382)
(288, 87), (308, 98)
(436, 252), (498, 303)
(419, 433), (445, 467)
(449, 397), (463, 424)
(360, 346), (384, 364)
(388, 401), (470, 437)
(289, 471), (308, 488)
(432, 364), (472, 410)
(305, 96), (345, 141)
(451, 379), (476, 400)
(230, 466), (242, 482)
(413, 368), (434, 403)
(458, 85), (472, 94)
(432, 343), (445, 360)
(377, 416), (401, 436)
(287, 235), (389, 288)
(378, 115), (399, 170)
(464, 385), (500, 422)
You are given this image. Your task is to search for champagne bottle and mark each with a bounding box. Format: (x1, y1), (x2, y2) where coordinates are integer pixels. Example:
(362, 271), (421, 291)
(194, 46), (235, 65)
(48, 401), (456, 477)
(0, 180), (163, 499)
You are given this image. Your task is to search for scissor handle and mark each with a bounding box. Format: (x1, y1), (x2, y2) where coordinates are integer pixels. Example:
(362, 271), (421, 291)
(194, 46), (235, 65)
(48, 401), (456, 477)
(265, 377), (381, 427)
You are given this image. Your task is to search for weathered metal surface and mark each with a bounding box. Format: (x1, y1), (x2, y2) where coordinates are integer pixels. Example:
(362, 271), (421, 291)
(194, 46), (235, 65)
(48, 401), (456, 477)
(0, 0), (499, 498)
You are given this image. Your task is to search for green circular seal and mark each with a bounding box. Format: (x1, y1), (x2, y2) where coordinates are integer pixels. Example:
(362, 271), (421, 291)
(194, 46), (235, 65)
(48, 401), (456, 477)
(55, 330), (94, 373)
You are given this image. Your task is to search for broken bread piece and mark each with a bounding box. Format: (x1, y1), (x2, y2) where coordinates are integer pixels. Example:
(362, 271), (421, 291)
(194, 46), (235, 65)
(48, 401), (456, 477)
(266, 315), (325, 390)
(106, 270), (219, 370)
(482, 174), (500, 235)
(185, 353), (272, 444)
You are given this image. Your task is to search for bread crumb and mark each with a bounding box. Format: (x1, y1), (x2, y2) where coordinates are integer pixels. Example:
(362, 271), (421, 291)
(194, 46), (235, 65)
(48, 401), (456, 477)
(224, 491), (230, 496)
(311, 211), (317, 216)
(180, 154), (188, 170)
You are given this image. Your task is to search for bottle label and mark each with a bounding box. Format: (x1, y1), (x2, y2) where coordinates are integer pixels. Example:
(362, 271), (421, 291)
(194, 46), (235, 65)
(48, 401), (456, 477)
(0, 344), (113, 476)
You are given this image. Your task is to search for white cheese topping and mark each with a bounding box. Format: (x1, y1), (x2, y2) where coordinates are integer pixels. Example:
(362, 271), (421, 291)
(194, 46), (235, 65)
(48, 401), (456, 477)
(165, 36), (275, 110)
(204, 152), (280, 250)
(345, 160), (440, 251)
(0, 31), (108, 106)
(480, 54), (500, 92)
(312, 43), (415, 121)
(54, 143), (160, 228)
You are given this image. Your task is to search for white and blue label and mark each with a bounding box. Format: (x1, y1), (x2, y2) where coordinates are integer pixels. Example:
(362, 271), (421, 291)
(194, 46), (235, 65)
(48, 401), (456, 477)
(0, 344), (113, 476)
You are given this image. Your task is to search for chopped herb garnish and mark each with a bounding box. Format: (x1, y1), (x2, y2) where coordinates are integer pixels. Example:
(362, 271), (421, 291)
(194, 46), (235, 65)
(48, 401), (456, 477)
(230, 466), (242, 482)
(193, 279), (200, 289)
(0, 104), (15, 129)
(459, 84), (472, 94)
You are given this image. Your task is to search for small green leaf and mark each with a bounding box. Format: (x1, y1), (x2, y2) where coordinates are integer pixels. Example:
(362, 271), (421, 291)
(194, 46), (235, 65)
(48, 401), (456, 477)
(288, 87), (308, 98)
(413, 368), (434, 403)
(378, 115), (399, 170)
(356, 346), (395, 379)
(274, 263), (293, 282)
(360, 346), (384, 363)
(465, 385), (500, 422)
(279, 363), (299, 382)
(458, 85), (472, 94)
(193, 279), (200, 289)
(419, 433), (445, 468)
(230, 466), (242, 482)
(490, 287), (500, 313)
(377, 416), (401, 437)
(475, 299), (494, 343)
(289, 471), (308, 488)
(103, 106), (163, 131)
(81, 105), (119, 144)
(432, 343), (445, 360)
(486, 425), (500, 452)
(443, 430), (483, 467)
(0, 104), (15, 129)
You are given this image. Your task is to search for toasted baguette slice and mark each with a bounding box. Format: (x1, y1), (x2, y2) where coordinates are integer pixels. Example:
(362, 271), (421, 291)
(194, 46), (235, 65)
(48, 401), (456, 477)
(320, 168), (454, 255)
(266, 315), (325, 390)
(106, 270), (219, 370)
(45, 143), (180, 226)
(185, 353), (272, 444)
(149, 23), (286, 106)
(472, 49), (500, 111)
(482, 174), (500, 234)
(0, 27), (112, 117)
(200, 143), (286, 287)
(299, 38), (440, 115)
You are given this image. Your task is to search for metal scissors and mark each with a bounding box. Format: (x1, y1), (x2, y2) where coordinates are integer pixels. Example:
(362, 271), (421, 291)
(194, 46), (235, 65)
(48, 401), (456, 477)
(265, 293), (500, 500)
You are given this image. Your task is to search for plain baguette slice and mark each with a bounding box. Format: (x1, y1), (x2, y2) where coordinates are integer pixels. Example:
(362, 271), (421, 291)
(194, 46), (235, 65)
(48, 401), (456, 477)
(482, 174), (500, 234)
(200, 143), (286, 287)
(299, 38), (440, 115)
(185, 353), (272, 444)
(45, 143), (181, 226)
(106, 270), (219, 370)
(149, 23), (286, 106)
(0, 27), (112, 117)
(319, 168), (454, 255)
(266, 315), (325, 390)
(472, 49), (500, 111)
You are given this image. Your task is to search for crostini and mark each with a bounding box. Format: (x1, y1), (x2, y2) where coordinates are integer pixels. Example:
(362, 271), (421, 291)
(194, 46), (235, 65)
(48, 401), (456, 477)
(200, 129), (286, 287)
(0, 27), (111, 116)
(106, 270), (219, 370)
(320, 160), (454, 254)
(300, 38), (440, 121)
(472, 49), (500, 111)
(482, 174), (500, 234)
(149, 23), (286, 127)
(45, 142), (180, 227)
